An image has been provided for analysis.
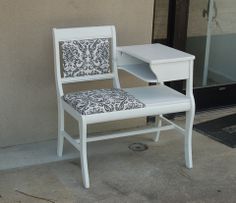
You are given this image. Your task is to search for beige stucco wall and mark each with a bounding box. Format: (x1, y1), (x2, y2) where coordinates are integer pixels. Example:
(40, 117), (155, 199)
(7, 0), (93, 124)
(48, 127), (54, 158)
(0, 0), (154, 147)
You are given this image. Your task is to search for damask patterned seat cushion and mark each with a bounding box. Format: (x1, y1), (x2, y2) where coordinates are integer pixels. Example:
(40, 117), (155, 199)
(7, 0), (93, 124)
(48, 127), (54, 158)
(60, 38), (111, 78)
(63, 88), (145, 115)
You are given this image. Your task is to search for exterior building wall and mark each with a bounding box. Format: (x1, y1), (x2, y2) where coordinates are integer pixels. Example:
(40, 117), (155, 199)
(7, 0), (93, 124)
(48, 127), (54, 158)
(0, 0), (154, 146)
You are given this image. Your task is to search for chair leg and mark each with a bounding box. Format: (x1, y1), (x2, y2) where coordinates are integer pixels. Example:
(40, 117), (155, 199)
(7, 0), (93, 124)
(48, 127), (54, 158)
(79, 119), (90, 188)
(154, 116), (162, 142)
(185, 109), (194, 169)
(57, 105), (64, 157)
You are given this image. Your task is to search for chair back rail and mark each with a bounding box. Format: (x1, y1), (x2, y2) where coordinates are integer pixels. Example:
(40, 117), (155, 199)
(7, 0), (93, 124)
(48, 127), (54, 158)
(52, 26), (120, 97)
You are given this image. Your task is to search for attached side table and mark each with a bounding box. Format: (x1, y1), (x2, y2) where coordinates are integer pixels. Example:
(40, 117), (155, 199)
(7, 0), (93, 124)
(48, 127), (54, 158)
(117, 43), (196, 168)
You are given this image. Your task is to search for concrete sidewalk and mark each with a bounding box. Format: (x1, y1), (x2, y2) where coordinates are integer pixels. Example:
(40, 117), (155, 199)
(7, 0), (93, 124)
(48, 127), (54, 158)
(0, 129), (236, 202)
(0, 107), (236, 202)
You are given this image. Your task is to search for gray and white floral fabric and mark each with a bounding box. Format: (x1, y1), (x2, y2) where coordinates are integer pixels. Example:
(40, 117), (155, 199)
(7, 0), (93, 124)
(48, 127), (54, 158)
(63, 88), (145, 115)
(60, 38), (111, 78)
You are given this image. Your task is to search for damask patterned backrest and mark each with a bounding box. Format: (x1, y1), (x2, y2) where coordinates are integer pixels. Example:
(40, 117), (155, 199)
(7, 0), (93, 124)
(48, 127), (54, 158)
(59, 38), (111, 78)
(53, 26), (120, 97)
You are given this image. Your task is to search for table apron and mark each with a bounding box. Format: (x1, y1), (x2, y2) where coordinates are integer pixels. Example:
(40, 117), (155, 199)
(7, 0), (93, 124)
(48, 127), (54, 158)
(150, 60), (190, 82)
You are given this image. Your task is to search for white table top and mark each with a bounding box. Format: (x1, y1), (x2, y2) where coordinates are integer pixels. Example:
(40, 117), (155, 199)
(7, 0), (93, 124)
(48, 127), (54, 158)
(117, 43), (195, 65)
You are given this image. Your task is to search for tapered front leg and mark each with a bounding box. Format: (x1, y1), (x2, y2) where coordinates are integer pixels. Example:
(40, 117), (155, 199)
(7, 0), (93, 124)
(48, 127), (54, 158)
(57, 103), (64, 157)
(185, 60), (195, 168)
(79, 118), (90, 188)
(185, 109), (194, 168)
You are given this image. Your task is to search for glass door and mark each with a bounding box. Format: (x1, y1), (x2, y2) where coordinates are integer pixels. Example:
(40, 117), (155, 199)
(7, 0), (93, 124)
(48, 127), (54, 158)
(152, 0), (236, 110)
(187, 0), (236, 87)
(186, 0), (236, 109)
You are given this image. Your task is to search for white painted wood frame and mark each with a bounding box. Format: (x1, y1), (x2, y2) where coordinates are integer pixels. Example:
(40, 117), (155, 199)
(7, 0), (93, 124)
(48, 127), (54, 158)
(53, 26), (195, 188)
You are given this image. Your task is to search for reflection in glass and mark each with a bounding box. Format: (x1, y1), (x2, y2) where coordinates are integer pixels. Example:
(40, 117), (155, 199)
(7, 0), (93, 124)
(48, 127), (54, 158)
(186, 0), (236, 87)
